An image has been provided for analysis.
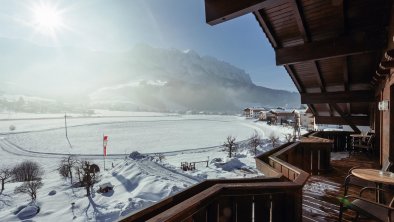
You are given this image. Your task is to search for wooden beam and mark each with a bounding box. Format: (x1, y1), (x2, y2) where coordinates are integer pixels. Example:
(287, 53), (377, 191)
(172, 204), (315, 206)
(343, 56), (351, 114)
(284, 64), (304, 92)
(328, 104), (334, 117)
(308, 105), (317, 116)
(205, 0), (286, 25)
(254, 10), (278, 48)
(343, 57), (349, 91)
(313, 61), (326, 92)
(301, 90), (375, 104)
(289, 0), (310, 42)
(315, 116), (369, 126)
(330, 103), (361, 133)
(275, 32), (386, 65)
(381, 60), (394, 69)
(338, 0), (347, 34)
(376, 67), (391, 76)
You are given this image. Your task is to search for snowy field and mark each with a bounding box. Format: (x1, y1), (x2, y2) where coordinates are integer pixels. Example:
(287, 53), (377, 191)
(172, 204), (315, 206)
(2, 113), (269, 154)
(0, 111), (299, 221)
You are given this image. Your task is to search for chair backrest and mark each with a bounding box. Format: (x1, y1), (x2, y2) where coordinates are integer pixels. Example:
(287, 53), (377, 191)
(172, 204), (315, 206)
(366, 134), (374, 145)
(382, 158), (394, 172)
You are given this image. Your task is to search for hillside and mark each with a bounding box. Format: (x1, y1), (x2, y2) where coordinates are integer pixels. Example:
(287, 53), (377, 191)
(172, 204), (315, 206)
(0, 39), (300, 113)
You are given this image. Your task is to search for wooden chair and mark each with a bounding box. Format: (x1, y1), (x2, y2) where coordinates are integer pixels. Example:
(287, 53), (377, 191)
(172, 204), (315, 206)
(339, 187), (394, 221)
(351, 134), (375, 157)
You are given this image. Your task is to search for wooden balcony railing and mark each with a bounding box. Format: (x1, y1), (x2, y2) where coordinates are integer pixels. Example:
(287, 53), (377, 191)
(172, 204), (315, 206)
(119, 132), (337, 222)
(310, 131), (352, 152)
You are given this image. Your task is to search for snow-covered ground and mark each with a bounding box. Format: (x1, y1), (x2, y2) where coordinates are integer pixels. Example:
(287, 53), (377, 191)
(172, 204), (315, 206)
(0, 111), (301, 221)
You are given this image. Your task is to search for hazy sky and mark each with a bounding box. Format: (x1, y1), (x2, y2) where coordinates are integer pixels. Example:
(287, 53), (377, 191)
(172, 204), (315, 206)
(0, 0), (296, 92)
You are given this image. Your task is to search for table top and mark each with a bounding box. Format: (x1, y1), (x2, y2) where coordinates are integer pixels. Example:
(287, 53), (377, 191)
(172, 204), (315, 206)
(351, 168), (394, 185)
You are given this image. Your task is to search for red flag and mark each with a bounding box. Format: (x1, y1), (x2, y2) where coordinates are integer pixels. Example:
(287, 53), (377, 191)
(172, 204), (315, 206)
(103, 135), (108, 156)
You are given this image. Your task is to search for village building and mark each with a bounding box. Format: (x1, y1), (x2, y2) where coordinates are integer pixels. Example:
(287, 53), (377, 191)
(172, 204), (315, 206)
(258, 110), (267, 121)
(243, 107), (267, 119)
(300, 108), (316, 131)
(243, 108), (251, 118)
(267, 109), (295, 125)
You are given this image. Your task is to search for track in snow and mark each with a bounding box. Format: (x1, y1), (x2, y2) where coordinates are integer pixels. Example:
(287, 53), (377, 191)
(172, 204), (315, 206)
(0, 137), (127, 160)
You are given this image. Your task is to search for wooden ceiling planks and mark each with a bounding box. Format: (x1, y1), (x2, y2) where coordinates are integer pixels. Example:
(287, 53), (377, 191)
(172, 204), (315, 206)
(302, 0), (343, 41)
(293, 62), (320, 89)
(265, 2), (303, 47)
(204, 0), (392, 127)
(348, 53), (379, 84)
(318, 57), (345, 88)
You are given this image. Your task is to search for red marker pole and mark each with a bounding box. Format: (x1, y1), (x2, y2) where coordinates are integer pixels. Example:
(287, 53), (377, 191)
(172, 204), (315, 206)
(103, 135), (108, 170)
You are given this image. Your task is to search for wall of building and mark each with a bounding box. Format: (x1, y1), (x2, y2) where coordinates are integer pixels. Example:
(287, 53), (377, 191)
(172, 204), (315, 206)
(377, 4), (394, 166)
(380, 76), (394, 164)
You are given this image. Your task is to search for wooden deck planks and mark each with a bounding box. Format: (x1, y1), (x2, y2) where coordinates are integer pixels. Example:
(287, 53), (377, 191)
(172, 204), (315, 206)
(302, 154), (379, 221)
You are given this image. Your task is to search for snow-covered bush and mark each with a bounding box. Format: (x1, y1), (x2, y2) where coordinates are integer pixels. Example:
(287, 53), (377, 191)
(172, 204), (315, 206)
(16, 203), (40, 220)
(9, 125), (16, 131)
(210, 158), (222, 164)
(129, 151), (146, 160)
(217, 159), (245, 172)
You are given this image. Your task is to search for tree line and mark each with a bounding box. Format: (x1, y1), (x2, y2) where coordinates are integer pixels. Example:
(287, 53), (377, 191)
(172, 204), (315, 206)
(0, 157), (100, 202)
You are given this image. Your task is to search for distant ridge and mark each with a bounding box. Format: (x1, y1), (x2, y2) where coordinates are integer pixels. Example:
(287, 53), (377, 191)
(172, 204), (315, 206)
(0, 38), (300, 113)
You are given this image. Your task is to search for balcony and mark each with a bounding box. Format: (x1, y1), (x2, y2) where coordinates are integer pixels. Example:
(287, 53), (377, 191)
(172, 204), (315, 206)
(119, 131), (379, 222)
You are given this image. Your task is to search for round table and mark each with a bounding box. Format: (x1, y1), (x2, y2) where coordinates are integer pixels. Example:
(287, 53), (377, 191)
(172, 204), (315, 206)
(351, 169), (394, 185)
(351, 168), (394, 203)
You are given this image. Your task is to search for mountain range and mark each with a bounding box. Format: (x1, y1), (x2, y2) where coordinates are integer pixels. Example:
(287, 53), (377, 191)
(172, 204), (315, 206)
(0, 39), (300, 113)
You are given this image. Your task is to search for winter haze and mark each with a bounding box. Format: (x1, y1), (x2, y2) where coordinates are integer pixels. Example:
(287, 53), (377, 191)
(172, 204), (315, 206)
(0, 38), (300, 113)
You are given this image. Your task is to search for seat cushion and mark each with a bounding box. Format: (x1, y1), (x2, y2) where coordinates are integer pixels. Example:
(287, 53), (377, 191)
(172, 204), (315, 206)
(350, 199), (393, 221)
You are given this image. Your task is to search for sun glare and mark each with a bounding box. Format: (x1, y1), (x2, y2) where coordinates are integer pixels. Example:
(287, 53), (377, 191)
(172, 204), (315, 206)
(31, 3), (64, 36)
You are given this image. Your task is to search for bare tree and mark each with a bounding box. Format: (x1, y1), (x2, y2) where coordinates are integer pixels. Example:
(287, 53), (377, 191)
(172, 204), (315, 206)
(58, 155), (77, 185)
(0, 167), (12, 191)
(284, 133), (294, 143)
(223, 136), (237, 158)
(154, 153), (165, 162)
(248, 130), (261, 155)
(269, 133), (280, 148)
(13, 161), (44, 182)
(75, 161), (100, 196)
(14, 179), (43, 201)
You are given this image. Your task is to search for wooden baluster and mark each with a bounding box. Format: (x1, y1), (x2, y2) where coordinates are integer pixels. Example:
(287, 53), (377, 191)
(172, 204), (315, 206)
(235, 196), (253, 222)
(303, 146), (311, 172)
(254, 194), (271, 222)
(207, 200), (218, 222)
(295, 146), (303, 168)
(271, 193), (285, 222)
(311, 149), (319, 175)
(192, 208), (207, 222)
(319, 148), (329, 172)
(286, 190), (302, 222)
(218, 197), (235, 222)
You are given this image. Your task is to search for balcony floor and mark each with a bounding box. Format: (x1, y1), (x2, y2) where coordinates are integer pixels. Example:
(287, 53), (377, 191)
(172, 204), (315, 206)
(302, 153), (379, 222)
